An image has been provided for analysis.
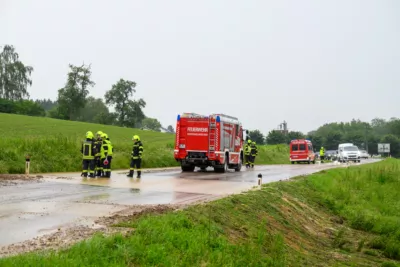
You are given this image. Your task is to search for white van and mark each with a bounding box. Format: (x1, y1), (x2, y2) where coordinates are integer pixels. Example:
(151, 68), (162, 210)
(338, 143), (361, 163)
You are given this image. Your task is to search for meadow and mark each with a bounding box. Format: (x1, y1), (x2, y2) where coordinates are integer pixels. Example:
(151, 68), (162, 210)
(1, 159), (399, 266)
(0, 113), (290, 173)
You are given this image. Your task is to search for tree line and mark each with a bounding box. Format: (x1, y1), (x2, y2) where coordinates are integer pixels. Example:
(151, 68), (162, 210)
(0, 44), (175, 132)
(248, 118), (400, 156)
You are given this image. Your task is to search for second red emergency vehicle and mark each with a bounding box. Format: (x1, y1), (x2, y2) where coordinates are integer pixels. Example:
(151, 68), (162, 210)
(289, 139), (316, 164)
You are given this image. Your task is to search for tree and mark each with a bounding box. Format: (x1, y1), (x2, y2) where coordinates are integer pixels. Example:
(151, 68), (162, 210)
(56, 63), (95, 120)
(35, 99), (57, 111)
(0, 45), (33, 100)
(76, 96), (110, 123)
(287, 131), (305, 141)
(142, 117), (162, 131)
(265, 130), (287, 145)
(0, 98), (44, 116)
(306, 117), (400, 156)
(94, 111), (119, 126)
(104, 78), (146, 127)
(325, 131), (343, 150)
(167, 125), (175, 133)
(248, 129), (265, 144)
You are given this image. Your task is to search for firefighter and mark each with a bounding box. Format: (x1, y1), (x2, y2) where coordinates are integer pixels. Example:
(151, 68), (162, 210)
(99, 133), (111, 178)
(250, 141), (258, 168)
(320, 146), (325, 163)
(127, 135), (143, 178)
(105, 134), (113, 177)
(244, 139), (252, 168)
(94, 131), (103, 177)
(80, 131), (96, 178)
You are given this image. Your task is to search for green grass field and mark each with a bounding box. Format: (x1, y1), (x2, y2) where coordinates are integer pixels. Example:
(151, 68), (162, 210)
(0, 113), (290, 173)
(2, 159), (400, 266)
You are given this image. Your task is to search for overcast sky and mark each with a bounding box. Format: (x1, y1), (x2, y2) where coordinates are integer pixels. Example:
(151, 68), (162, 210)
(2, 0), (399, 134)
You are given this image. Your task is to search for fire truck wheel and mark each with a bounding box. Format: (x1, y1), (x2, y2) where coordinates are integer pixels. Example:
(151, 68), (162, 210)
(214, 160), (228, 173)
(223, 159), (229, 172)
(181, 165), (195, 172)
(234, 162), (242, 172)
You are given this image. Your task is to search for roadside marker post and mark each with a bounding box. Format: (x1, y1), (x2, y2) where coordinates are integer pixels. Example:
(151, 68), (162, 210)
(258, 173), (262, 188)
(25, 154), (31, 176)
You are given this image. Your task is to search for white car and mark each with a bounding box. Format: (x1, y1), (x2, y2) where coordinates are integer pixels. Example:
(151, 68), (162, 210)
(359, 150), (369, 159)
(338, 144), (361, 163)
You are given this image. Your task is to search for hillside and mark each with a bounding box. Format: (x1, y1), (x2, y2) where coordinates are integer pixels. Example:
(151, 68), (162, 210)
(0, 113), (290, 173)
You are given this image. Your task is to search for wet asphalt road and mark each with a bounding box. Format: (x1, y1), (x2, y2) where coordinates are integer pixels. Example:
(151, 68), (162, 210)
(0, 159), (380, 247)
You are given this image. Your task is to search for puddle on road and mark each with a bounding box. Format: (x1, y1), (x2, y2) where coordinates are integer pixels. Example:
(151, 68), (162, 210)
(130, 188), (140, 194)
(82, 193), (110, 201)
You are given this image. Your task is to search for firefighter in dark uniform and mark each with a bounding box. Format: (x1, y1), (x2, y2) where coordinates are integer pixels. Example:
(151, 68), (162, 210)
(127, 135), (143, 178)
(80, 131), (96, 178)
(244, 139), (252, 168)
(250, 141), (258, 168)
(94, 131), (103, 177)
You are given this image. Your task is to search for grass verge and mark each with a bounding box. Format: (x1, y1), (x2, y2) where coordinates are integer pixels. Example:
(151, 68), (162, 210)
(1, 159), (400, 266)
(0, 113), (290, 173)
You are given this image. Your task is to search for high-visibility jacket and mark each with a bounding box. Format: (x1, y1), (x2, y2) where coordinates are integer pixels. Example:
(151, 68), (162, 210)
(105, 139), (113, 156)
(132, 141), (143, 159)
(245, 144), (251, 156)
(101, 140), (110, 159)
(81, 139), (95, 160)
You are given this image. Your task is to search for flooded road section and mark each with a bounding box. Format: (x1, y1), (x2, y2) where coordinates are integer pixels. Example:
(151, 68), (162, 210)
(0, 159), (379, 249)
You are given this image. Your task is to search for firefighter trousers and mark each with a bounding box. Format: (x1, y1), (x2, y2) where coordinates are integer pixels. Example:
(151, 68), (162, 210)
(82, 159), (95, 177)
(94, 156), (103, 177)
(101, 156), (112, 178)
(245, 155), (250, 168)
(128, 158), (142, 178)
(250, 155), (256, 168)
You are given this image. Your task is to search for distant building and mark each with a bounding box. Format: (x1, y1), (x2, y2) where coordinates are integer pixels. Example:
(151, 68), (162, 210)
(277, 120), (288, 135)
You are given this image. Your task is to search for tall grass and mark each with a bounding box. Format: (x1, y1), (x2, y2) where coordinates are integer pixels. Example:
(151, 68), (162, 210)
(0, 113), (290, 173)
(283, 158), (400, 260)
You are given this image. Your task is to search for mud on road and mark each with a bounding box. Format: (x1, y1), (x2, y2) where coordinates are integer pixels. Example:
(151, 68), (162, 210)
(0, 203), (185, 257)
(0, 174), (43, 187)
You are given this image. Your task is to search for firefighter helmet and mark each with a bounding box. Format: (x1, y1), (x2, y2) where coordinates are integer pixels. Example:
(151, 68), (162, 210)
(86, 131), (94, 139)
(132, 135), (140, 141)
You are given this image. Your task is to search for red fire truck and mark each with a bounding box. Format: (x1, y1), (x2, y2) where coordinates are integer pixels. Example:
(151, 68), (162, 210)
(174, 112), (244, 172)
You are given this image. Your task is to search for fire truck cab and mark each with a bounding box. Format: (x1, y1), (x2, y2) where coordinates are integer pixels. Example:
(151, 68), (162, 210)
(289, 139), (316, 164)
(174, 112), (244, 173)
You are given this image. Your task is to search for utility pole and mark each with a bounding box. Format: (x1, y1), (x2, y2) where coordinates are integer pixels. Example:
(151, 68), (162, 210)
(365, 124), (369, 152)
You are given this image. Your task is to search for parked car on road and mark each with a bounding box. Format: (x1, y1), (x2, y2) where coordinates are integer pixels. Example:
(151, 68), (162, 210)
(325, 150), (338, 161)
(359, 150), (370, 159)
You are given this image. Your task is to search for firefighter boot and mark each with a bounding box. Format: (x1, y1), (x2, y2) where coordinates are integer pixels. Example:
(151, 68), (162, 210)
(136, 171), (141, 179)
(127, 170), (134, 178)
(89, 173), (95, 178)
